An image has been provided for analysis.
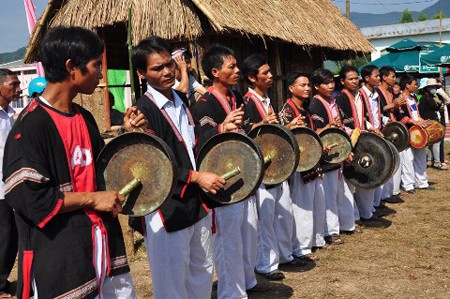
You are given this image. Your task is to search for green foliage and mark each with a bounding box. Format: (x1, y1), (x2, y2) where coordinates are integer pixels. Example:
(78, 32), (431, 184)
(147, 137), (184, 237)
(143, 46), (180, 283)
(432, 11), (446, 19)
(399, 9), (414, 23)
(0, 47), (26, 64)
(417, 12), (428, 22)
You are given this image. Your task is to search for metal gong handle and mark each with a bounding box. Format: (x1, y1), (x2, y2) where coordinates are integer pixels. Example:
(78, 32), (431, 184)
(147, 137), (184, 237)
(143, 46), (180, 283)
(387, 132), (398, 142)
(264, 149), (277, 164)
(328, 142), (339, 149)
(358, 155), (372, 168)
(118, 178), (142, 207)
(220, 167), (241, 180)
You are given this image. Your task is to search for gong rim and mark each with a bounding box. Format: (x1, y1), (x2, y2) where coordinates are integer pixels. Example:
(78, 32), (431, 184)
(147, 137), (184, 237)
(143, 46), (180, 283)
(96, 132), (177, 217)
(197, 132), (264, 205)
(382, 121), (410, 152)
(319, 127), (352, 164)
(248, 124), (300, 185)
(291, 127), (323, 172)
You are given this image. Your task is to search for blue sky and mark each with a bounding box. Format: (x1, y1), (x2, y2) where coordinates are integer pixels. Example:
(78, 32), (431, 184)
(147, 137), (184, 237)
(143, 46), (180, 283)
(0, 0), (440, 53)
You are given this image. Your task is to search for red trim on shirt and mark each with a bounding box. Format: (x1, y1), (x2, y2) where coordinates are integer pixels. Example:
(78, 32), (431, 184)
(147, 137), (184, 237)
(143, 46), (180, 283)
(180, 170), (193, 199)
(22, 250), (34, 299)
(37, 198), (63, 229)
(286, 99), (314, 129)
(245, 91), (268, 120)
(207, 86), (237, 114)
(313, 94), (335, 124)
(377, 86), (396, 121)
(342, 89), (364, 129)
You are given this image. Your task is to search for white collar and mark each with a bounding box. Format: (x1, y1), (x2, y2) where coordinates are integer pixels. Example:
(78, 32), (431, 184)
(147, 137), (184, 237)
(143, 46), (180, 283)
(146, 84), (183, 110)
(248, 88), (270, 104)
(0, 104), (15, 117)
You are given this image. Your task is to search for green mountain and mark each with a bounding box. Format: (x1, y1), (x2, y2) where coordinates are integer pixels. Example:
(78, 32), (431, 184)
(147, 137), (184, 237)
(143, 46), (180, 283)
(0, 47), (26, 65)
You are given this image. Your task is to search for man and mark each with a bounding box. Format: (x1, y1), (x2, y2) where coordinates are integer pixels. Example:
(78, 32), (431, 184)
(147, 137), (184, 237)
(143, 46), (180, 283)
(242, 54), (299, 281)
(28, 76), (47, 98)
(397, 74), (431, 192)
(0, 69), (21, 299)
(3, 27), (146, 299)
(309, 68), (355, 245)
(193, 45), (263, 298)
(279, 71), (326, 260)
(132, 37), (227, 299)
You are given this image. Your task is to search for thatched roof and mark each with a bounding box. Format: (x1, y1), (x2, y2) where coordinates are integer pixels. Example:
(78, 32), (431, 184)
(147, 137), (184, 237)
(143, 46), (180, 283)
(24, 0), (373, 63)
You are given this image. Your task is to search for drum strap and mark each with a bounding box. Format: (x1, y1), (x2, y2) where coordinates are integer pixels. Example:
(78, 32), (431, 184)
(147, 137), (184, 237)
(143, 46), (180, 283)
(286, 99), (314, 129)
(341, 89), (364, 129)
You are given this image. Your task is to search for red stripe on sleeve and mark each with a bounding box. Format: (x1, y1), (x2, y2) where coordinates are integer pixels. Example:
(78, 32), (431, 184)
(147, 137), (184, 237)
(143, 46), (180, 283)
(180, 170), (193, 199)
(37, 198), (63, 229)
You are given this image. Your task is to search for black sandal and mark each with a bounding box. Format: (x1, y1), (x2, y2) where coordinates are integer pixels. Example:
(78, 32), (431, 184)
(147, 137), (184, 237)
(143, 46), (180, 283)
(263, 269), (285, 281)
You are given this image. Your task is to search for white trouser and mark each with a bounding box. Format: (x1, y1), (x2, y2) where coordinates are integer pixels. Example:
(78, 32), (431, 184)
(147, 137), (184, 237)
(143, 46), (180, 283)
(338, 179), (356, 231)
(256, 181), (293, 273)
(412, 147), (429, 188)
(322, 169), (340, 236)
(290, 173), (325, 256)
(428, 142), (440, 162)
(214, 198), (258, 299)
(401, 147), (416, 191)
(373, 186), (383, 207)
(382, 177), (394, 200)
(144, 211), (213, 299)
(33, 227), (137, 299)
(354, 187), (375, 220)
(393, 151), (404, 195)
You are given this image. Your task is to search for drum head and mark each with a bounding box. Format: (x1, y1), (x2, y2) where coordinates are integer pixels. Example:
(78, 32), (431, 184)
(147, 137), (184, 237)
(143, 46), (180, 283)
(382, 122), (410, 152)
(197, 132), (264, 205)
(343, 132), (394, 189)
(291, 127), (323, 172)
(248, 124), (300, 185)
(96, 132), (177, 217)
(409, 125), (428, 149)
(319, 128), (352, 164)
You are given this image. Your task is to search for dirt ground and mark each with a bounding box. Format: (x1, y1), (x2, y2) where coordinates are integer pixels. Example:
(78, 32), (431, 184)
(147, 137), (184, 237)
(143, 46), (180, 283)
(7, 154), (450, 299)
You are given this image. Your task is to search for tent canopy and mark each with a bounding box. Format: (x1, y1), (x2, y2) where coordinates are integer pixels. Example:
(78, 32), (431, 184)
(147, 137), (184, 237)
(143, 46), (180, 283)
(420, 44), (450, 66)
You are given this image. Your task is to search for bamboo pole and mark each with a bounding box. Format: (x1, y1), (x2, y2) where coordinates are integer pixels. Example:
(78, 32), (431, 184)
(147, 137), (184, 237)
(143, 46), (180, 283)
(190, 0), (223, 32)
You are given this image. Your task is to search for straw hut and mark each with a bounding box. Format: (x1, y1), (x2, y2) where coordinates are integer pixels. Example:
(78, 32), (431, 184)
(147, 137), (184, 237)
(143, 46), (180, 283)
(25, 0), (373, 127)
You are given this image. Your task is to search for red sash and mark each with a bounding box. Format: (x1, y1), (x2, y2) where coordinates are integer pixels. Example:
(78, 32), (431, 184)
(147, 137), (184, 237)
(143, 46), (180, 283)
(342, 89), (364, 129)
(286, 98), (314, 129)
(244, 90), (269, 120)
(313, 94), (340, 126)
(359, 88), (381, 128)
(377, 86), (396, 121)
(207, 86), (237, 114)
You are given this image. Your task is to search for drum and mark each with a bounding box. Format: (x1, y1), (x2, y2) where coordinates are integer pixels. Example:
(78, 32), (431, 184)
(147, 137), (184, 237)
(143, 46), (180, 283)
(409, 120), (444, 149)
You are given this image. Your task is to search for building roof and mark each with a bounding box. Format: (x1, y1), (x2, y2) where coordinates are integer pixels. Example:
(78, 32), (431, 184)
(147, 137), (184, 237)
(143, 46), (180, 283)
(24, 0), (373, 63)
(361, 18), (450, 40)
(0, 60), (35, 69)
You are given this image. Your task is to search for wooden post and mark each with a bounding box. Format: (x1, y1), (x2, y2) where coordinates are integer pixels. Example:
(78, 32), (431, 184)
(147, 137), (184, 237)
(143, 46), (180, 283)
(101, 41), (111, 132)
(274, 43), (284, 111)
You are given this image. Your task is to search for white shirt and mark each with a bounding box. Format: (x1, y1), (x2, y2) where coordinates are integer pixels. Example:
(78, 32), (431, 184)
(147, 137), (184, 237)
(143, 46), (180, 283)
(0, 105), (15, 199)
(406, 96), (420, 121)
(173, 75), (202, 98)
(248, 88), (271, 114)
(147, 84), (196, 170)
(362, 85), (383, 128)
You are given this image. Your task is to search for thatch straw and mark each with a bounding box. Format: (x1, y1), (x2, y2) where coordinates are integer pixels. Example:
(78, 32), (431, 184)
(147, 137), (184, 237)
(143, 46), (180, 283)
(24, 0), (373, 63)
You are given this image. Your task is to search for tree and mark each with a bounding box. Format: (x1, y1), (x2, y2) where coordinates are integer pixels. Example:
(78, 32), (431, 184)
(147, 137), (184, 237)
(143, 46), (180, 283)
(417, 12), (428, 22)
(432, 12), (446, 19)
(399, 9), (414, 23)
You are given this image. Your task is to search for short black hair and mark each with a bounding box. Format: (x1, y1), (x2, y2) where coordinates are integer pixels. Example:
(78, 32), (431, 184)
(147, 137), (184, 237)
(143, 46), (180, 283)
(285, 71), (310, 96)
(132, 36), (172, 71)
(339, 64), (359, 81)
(311, 68), (333, 87)
(183, 50), (193, 60)
(40, 26), (104, 83)
(360, 64), (379, 82)
(201, 45), (236, 81)
(0, 68), (15, 84)
(399, 74), (416, 90)
(379, 66), (396, 82)
(242, 53), (267, 85)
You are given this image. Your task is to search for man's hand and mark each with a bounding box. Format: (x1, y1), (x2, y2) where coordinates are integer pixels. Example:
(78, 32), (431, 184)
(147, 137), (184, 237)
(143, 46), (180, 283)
(123, 107), (148, 132)
(91, 191), (125, 217)
(263, 108), (279, 124)
(191, 171), (226, 194)
(174, 55), (188, 73)
(394, 94), (407, 107)
(345, 152), (354, 164)
(288, 115), (306, 129)
(222, 104), (245, 132)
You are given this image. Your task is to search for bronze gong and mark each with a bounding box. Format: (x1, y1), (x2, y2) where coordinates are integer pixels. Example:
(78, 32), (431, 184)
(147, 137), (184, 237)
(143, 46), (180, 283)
(382, 121), (410, 152)
(291, 127), (323, 172)
(319, 128), (352, 164)
(343, 132), (395, 189)
(248, 124), (300, 185)
(197, 132), (264, 205)
(96, 132), (177, 217)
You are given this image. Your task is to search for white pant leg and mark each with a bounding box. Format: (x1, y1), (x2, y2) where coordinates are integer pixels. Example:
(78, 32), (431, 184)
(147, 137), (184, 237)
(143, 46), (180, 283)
(255, 184), (280, 274)
(373, 186), (383, 207)
(338, 179), (356, 231)
(290, 173), (315, 256)
(382, 177), (394, 199)
(213, 203), (247, 299)
(393, 151), (404, 195)
(144, 211), (213, 299)
(354, 188), (375, 219)
(430, 142), (440, 162)
(241, 196), (258, 290)
(275, 181), (295, 263)
(401, 148), (415, 191)
(312, 179), (327, 247)
(101, 273), (137, 299)
(412, 147), (429, 188)
(322, 169), (340, 236)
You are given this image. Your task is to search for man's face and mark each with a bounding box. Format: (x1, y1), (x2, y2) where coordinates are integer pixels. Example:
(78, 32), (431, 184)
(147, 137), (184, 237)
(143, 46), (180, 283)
(406, 80), (418, 93)
(138, 51), (175, 91)
(383, 71), (396, 87)
(74, 56), (103, 95)
(341, 71), (359, 92)
(251, 64), (274, 91)
(365, 69), (380, 88)
(212, 55), (240, 86)
(290, 76), (311, 100)
(315, 80), (335, 98)
(0, 75), (21, 104)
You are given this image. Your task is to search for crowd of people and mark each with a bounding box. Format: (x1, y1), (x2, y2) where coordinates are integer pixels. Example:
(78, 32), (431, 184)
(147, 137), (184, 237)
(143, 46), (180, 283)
(0, 26), (449, 299)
